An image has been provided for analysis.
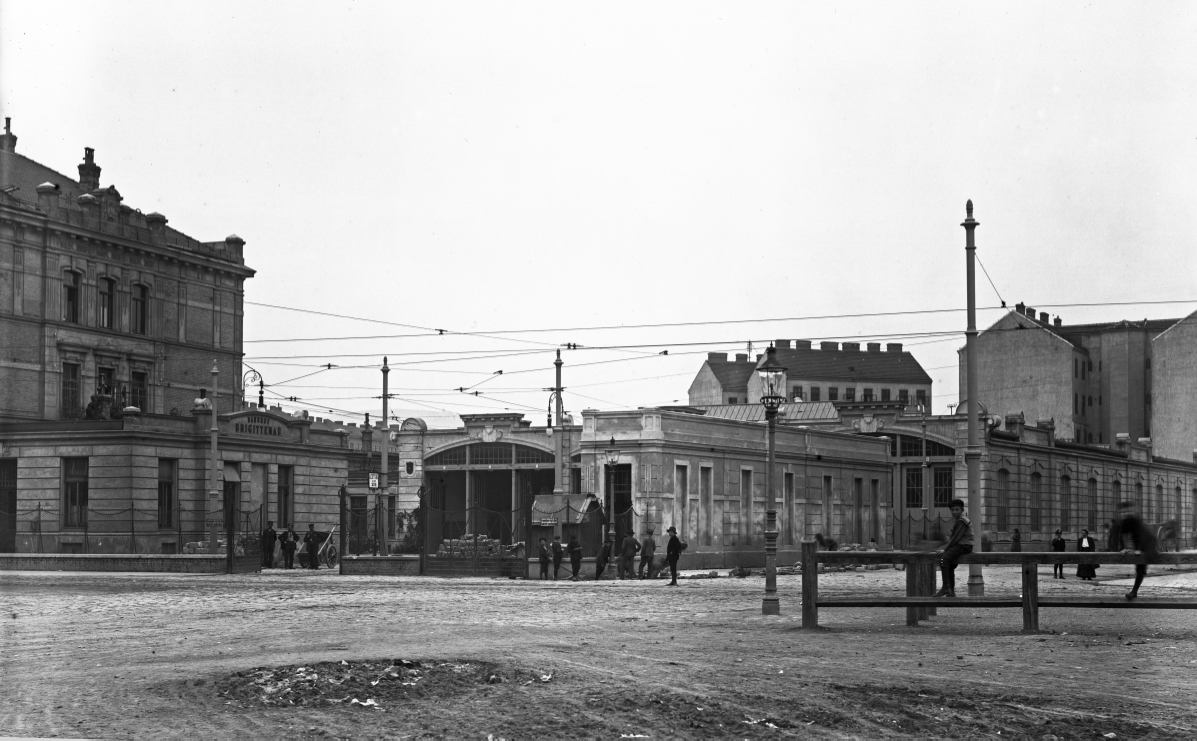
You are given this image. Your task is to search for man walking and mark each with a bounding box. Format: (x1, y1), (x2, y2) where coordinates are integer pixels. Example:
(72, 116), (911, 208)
(261, 520), (278, 569)
(619, 531), (641, 580)
(280, 524), (298, 569)
(638, 528), (657, 579)
(551, 535), (565, 580)
(665, 526), (683, 586)
(303, 524), (322, 570)
(1119, 500), (1158, 600)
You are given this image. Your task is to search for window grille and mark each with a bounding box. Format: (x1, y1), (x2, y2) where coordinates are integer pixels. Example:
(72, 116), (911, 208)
(64, 457), (89, 528)
(426, 447), (467, 466)
(515, 445), (553, 465)
(470, 443), (512, 466)
(933, 466), (953, 507)
(158, 459), (176, 528)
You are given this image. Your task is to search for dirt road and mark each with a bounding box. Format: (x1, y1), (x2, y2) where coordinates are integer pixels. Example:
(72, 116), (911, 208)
(1, 563), (1195, 738)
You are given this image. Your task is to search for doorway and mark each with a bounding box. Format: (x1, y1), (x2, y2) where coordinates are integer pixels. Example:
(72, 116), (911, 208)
(607, 464), (632, 541)
(0, 460), (16, 553)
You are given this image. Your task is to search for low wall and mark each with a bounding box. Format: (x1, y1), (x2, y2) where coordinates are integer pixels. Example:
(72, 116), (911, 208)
(339, 555), (422, 576)
(0, 553), (230, 573)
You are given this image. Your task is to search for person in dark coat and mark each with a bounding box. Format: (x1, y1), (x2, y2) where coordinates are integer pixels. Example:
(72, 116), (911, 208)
(596, 536), (613, 580)
(1118, 501), (1158, 600)
(619, 532), (641, 580)
(1010, 528), (1022, 552)
(261, 521), (278, 568)
(1104, 519), (1120, 552)
(1076, 528), (1098, 580)
(665, 525), (683, 586)
(933, 499), (973, 598)
(639, 528), (657, 579)
(1050, 529), (1067, 578)
(537, 538), (551, 580)
(567, 534), (583, 581)
(551, 535), (565, 580)
(303, 524), (322, 570)
(280, 524), (298, 569)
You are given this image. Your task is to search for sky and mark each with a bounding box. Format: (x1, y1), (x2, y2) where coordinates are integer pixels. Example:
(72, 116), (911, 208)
(3, 1), (1195, 427)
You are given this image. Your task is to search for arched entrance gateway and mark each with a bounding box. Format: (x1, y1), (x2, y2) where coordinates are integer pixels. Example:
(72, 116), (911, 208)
(416, 414), (583, 577)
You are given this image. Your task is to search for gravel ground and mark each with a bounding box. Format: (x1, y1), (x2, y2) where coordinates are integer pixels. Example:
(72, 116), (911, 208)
(1, 562), (1195, 738)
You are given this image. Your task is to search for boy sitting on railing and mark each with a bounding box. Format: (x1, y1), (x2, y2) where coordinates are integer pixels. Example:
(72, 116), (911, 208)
(933, 499), (973, 598)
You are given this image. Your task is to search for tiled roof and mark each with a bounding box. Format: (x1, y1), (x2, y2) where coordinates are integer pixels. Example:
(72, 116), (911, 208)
(773, 346), (931, 384)
(706, 359), (756, 392)
(690, 401), (840, 423)
(0, 149), (86, 205)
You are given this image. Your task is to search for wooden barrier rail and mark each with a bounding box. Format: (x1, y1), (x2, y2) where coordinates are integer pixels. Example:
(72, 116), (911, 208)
(799, 541), (1197, 632)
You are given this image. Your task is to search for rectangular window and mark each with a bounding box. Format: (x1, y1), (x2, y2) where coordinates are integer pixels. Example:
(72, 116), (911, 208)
(131, 372), (148, 411)
(898, 389), (909, 404)
(1073, 393), (1078, 414)
(996, 469), (1009, 531)
(783, 471), (794, 544)
(157, 459), (176, 528)
(905, 468), (922, 509)
(62, 271), (80, 323)
(791, 387), (803, 402)
(844, 387), (856, 402)
(700, 466), (712, 546)
(62, 363), (81, 419)
(741, 469), (753, 542)
(388, 495), (397, 538)
(131, 285), (148, 335)
(828, 387), (839, 401)
(1081, 361), (1086, 380)
(1074, 358), (1078, 378)
(98, 367), (115, 396)
(98, 278), (114, 329)
(915, 390), (926, 407)
(278, 465), (293, 526)
(933, 466), (953, 507)
(63, 457), (89, 528)
(1059, 476), (1071, 533)
(881, 388), (891, 402)
(809, 387), (820, 402)
(862, 388), (874, 402)
(1030, 472), (1043, 531)
(727, 397), (738, 404)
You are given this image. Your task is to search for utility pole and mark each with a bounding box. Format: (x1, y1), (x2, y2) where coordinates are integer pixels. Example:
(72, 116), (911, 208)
(963, 200), (984, 596)
(379, 357), (390, 556)
(552, 350), (564, 497)
(207, 360), (220, 552)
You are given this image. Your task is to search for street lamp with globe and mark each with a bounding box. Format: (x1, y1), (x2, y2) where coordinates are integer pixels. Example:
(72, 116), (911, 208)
(757, 344), (787, 615)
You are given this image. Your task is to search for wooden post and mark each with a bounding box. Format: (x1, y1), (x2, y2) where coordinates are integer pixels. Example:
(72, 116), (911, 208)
(925, 561), (937, 618)
(1021, 559), (1039, 633)
(905, 558), (919, 626)
(801, 541), (819, 629)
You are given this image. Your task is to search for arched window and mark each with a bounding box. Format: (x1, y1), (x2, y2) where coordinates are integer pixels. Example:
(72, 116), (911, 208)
(1030, 472), (1043, 532)
(1155, 485), (1165, 522)
(98, 277), (114, 329)
(996, 469), (1009, 531)
(1112, 480), (1122, 522)
(131, 284), (148, 335)
(62, 270), (81, 324)
(1174, 485), (1182, 523)
(1135, 482), (1144, 519)
(1060, 475), (1071, 532)
(1086, 478), (1097, 530)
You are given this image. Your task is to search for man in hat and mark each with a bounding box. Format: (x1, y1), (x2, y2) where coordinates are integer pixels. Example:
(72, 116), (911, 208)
(619, 531), (641, 580)
(261, 520), (278, 568)
(639, 527), (657, 579)
(665, 525), (683, 586)
(303, 524), (322, 570)
(551, 534), (565, 580)
(1050, 528), (1067, 578)
(280, 524), (298, 569)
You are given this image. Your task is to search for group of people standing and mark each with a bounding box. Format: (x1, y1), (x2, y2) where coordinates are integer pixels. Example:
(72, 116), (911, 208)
(539, 526), (685, 585)
(260, 521), (325, 570)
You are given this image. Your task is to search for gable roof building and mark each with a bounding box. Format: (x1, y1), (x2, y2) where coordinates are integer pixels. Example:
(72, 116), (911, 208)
(687, 352), (757, 405)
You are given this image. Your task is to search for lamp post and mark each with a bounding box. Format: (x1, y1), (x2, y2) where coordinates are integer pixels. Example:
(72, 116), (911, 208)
(757, 344), (787, 615)
(920, 401), (930, 540)
(604, 436), (620, 547)
(379, 357), (390, 557)
(963, 200), (985, 596)
(207, 359), (220, 552)
(242, 366), (262, 410)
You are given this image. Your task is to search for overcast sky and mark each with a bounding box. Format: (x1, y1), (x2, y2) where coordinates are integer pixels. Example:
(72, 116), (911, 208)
(3, 1), (1195, 426)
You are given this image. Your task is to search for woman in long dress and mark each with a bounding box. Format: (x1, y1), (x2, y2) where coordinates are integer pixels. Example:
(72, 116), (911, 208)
(1076, 528), (1098, 580)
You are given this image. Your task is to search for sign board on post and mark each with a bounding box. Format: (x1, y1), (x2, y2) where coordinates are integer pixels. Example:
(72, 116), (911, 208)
(368, 472), (379, 490)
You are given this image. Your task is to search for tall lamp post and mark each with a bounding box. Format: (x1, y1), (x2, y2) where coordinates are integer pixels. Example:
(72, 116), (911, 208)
(963, 200), (985, 596)
(604, 436), (620, 547)
(920, 401), (930, 540)
(207, 359), (220, 552)
(758, 344), (787, 615)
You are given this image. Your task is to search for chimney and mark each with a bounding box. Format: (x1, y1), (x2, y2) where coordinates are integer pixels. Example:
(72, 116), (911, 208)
(1036, 417), (1056, 446)
(1025, 306), (1035, 318)
(0, 117), (16, 152)
(1004, 413), (1024, 437)
(775, 340), (791, 349)
(707, 352), (728, 362)
(820, 342), (838, 351)
(78, 148), (101, 192)
(36, 182), (59, 212)
(734, 353), (748, 362)
(793, 340), (812, 350)
(1053, 316), (1062, 328)
(866, 342), (881, 352)
(77, 192), (99, 218)
(146, 212), (168, 239)
(1039, 312), (1049, 323)
(886, 343), (903, 353)
(1015, 302), (1025, 314)
(842, 342), (861, 351)
(1115, 432), (1130, 450)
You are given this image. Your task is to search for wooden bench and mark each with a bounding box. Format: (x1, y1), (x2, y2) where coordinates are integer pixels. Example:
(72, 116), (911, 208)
(799, 541), (1197, 632)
